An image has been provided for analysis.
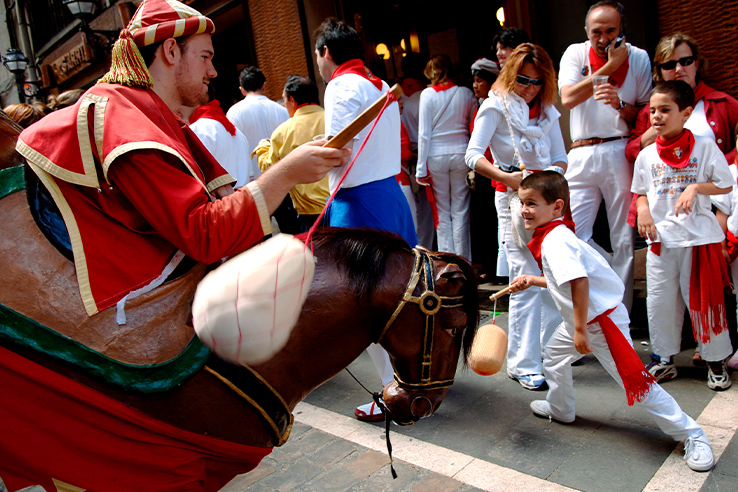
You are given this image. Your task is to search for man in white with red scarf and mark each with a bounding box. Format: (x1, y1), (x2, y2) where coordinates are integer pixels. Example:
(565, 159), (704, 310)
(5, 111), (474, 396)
(314, 18), (417, 422)
(558, 0), (651, 310)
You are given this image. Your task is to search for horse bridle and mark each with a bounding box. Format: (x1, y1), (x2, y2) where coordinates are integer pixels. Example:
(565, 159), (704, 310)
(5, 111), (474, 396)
(377, 248), (464, 391)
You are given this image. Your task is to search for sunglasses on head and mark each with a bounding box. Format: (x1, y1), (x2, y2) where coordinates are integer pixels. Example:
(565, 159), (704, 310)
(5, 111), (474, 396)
(516, 74), (544, 87)
(658, 56), (696, 71)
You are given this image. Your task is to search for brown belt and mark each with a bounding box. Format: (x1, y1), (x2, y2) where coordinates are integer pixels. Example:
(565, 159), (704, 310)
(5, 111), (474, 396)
(571, 135), (628, 149)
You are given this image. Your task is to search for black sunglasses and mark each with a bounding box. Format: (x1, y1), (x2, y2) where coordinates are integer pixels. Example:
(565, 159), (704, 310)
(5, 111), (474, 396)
(516, 74), (544, 87)
(658, 56), (696, 71)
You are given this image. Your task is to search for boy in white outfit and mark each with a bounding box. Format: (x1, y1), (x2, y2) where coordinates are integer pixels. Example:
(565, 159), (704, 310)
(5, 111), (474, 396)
(632, 81), (733, 390)
(510, 170), (715, 472)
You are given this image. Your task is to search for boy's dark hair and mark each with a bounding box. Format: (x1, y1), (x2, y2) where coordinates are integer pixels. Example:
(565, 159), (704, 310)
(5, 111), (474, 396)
(586, 0), (626, 35)
(314, 18), (363, 66)
(239, 66), (266, 92)
(520, 171), (569, 209)
(283, 75), (320, 106)
(652, 80), (695, 111)
(491, 28), (530, 50)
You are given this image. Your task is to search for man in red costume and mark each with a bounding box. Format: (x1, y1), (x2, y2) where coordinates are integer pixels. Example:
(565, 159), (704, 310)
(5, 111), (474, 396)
(16, 0), (348, 319)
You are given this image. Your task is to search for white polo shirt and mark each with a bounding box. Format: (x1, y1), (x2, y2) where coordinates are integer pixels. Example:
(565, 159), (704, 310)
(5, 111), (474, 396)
(324, 73), (401, 192)
(189, 118), (258, 189)
(558, 41), (651, 141)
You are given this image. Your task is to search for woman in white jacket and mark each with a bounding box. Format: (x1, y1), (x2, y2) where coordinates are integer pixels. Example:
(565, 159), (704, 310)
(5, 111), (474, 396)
(416, 55), (478, 261)
(465, 43), (568, 390)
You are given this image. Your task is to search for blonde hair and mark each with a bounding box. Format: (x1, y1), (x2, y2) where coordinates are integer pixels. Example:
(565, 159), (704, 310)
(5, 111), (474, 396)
(423, 54), (455, 86)
(653, 33), (706, 84)
(3, 103), (45, 128)
(492, 43), (557, 106)
(48, 89), (84, 110)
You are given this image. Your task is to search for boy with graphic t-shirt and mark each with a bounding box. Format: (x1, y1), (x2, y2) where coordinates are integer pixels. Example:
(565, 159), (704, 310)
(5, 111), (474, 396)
(510, 170), (714, 472)
(632, 81), (734, 390)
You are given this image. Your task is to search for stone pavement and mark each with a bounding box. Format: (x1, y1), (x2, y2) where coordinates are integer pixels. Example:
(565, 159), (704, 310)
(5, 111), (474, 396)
(221, 291), (738, 492)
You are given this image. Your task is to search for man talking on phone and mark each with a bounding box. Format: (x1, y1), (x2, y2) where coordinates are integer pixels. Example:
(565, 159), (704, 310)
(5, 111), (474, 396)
(558, 0), (651, 310)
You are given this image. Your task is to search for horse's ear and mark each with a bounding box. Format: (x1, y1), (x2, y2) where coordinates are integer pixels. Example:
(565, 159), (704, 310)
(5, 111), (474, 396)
(436, 263), (465, 283)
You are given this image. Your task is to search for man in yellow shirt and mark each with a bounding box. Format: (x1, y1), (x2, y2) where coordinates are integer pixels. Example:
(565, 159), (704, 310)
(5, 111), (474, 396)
(254, 76), (330, 232)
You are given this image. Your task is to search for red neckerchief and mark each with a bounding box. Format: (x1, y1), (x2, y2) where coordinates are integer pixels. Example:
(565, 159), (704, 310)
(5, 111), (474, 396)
(589, 308), (657, 405)
(656, 129), (694, 168)
(527, 218), (576, 270)
(189, 100), (236, 136)
(294, 102), (318, 111)
(588, 46), (629, 87)
(528, 99), (541, 119)
(693, 80), (712, 103)
(689, 243), (730, 343)
(432, 81), (456, 92)
(331, 59), (383, 91)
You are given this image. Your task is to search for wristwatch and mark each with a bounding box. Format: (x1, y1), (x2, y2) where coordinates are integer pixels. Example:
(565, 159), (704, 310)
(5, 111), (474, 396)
(615, 99), (626, 111)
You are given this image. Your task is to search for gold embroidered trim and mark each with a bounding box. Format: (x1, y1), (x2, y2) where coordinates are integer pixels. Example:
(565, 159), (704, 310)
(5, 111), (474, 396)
(245, 181), (272, 236)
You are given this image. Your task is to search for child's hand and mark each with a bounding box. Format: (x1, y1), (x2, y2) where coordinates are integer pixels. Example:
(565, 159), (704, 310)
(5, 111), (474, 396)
(637, 209), (658, 241)
(674, 184), (698, 216)
(574, 329), (593, 355)
(509, 275), (534, 292)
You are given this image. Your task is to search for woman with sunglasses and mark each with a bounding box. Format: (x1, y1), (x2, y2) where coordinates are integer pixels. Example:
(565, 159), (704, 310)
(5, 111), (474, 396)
(626, 33), (738, 164)
(465, 43), (567, 391)
(415, 54), (478, 261)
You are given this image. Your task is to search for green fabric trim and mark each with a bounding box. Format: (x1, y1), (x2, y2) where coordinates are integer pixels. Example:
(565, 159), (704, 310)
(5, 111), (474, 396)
(0, 165), (25, 199)
(0, 303), (211, 392)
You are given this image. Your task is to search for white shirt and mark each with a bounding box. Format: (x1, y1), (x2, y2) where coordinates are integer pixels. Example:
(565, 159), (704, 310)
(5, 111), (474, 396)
(400, 91), (421, 151)
(416, 86), (477, 178)
(542, 223), (629, 329)
(558, 41), (651, 141)
(226, 94), (289, 172)
(465, 91), (567, 172)
(684, 100), (714, 140)
(712, 164), (738, 234)
(189, 118), (258, 189)
(631, 136), (732, 247)
(324, 73), (401, 192)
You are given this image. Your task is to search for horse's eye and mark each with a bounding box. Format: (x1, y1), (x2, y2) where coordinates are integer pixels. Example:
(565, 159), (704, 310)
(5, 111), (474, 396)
(444, 328), (458, 337)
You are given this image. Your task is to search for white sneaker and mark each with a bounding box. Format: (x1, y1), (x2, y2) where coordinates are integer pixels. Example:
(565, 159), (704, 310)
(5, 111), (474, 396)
(530, 400), (574, 424)
(684, 434), (714, 472)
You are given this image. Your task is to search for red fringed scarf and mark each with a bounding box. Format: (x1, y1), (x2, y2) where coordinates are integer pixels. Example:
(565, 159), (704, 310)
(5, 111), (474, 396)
(656, 129), (694, 168)
(431, 81), (456, 92)
(528, 219), (576, 271)
(331, 59), (383, 91)
(189, 100), (236, 136)
(689, 242), (730, 343)
(692, 81), (713, 105)
(590, 308), (657, 405)
(588, 47), (629, 88)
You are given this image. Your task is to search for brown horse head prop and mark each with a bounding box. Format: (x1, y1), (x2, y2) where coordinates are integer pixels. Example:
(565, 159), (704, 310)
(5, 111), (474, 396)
(377, 249), (478, 425)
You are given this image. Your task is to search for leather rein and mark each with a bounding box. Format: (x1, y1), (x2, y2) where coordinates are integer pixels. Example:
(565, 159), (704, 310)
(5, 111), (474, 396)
(377, 248), (464, 391)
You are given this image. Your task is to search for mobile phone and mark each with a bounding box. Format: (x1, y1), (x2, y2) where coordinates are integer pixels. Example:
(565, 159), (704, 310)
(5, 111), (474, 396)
(605, 33), (624, 53)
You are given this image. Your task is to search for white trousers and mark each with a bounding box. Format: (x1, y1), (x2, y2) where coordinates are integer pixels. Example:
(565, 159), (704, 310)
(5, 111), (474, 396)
(366, 343), (394, 387)
(494, 190), (510, 277)
(566, 140), (634, 310)
(400, 183), (436, 250)
(647, 245), (733, 361)
(544, 305), (703, 440)
(428, 154), (471, 261)
(503, 201), (562, 376)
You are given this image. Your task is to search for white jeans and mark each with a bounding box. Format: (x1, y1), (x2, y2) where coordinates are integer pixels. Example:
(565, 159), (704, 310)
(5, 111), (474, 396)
(428, 154), (471, 261)
(494, 190), (510, 277)
(647, 245), (733, 361)
(503, 199), (561, 376)
(566, 140), (634, 310)
(544, 305), (703, 440)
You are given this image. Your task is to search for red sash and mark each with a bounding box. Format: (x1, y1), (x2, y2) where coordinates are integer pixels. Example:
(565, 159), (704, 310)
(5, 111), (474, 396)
(589, 308), (657, 405)
(331, 59), (383, 91)
(189, 100), (236, 136)
(588, 47), (629, 87)
(656, 129), (694, 168)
